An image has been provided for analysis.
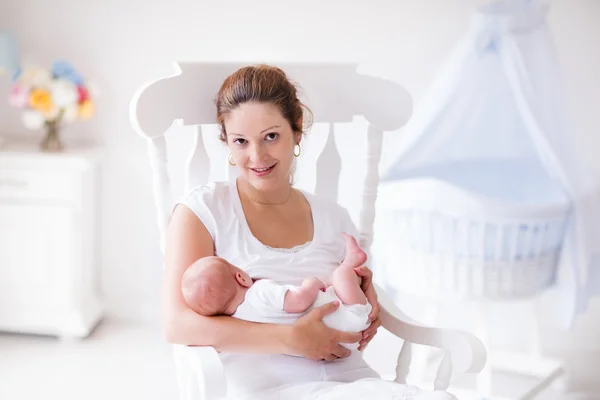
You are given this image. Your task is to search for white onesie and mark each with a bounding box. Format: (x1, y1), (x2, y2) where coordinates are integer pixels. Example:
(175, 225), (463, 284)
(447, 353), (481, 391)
(232, 279), (372, 350)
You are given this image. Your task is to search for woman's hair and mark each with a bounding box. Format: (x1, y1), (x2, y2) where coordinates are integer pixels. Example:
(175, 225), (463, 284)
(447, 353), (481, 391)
(215, 64), (313, 143)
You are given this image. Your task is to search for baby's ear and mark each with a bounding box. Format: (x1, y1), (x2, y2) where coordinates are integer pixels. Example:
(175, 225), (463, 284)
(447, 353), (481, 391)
(236, 272), (252, 288)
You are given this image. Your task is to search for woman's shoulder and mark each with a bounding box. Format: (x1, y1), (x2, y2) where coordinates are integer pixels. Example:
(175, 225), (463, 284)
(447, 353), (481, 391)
(177, 181), (235, 238)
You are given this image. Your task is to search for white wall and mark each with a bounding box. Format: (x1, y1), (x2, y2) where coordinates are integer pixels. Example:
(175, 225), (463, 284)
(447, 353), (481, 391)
(1, 0), (599, 385)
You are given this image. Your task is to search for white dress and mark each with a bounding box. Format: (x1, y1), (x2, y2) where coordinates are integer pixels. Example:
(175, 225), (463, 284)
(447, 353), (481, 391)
(177, 180), (456, 400)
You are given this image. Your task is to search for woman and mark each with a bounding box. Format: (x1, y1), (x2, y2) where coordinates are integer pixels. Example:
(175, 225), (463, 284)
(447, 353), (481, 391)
(163, 65), (453, 400)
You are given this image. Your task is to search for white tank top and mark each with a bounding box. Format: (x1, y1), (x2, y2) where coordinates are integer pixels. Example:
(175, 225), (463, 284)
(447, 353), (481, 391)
(177, 179), (360, 286)
(176, 180), (379, 398)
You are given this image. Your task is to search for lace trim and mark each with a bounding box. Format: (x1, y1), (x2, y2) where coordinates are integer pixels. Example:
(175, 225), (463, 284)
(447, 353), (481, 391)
(264, 241), (312, 253)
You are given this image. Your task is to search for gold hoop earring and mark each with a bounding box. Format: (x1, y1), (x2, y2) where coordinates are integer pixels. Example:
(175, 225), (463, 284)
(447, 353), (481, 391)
(228, 153), (236, 166)
(294, 144), (301, 157)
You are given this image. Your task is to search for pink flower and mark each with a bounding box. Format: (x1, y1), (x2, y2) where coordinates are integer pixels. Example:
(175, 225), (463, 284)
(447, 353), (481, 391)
(77, 86), (89, 103)
(9, 85), (28, 108)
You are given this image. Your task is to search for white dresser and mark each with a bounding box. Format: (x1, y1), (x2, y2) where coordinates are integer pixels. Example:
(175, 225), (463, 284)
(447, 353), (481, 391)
(0, 140), (104, 339)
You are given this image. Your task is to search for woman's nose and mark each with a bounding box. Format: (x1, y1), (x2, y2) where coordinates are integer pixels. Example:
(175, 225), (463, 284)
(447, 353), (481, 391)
(249, 144), (268, 161)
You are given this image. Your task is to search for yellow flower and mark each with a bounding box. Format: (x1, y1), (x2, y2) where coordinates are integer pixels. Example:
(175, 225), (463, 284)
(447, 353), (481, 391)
(29, 89), (54, 113)
(78, 99), (95, 120)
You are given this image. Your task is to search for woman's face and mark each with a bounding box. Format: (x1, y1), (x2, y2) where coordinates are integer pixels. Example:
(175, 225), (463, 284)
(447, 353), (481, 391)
(225, 102), (300, 192)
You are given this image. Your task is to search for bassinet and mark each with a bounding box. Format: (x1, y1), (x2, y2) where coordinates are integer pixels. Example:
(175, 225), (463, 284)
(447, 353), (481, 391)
(374, 158), (571, 300)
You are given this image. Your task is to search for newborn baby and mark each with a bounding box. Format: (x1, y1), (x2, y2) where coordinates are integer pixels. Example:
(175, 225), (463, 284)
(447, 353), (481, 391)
(181, 233), (372, 349)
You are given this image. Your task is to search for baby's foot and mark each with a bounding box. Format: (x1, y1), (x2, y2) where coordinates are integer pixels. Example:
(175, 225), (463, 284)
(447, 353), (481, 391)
(340, 232), (367, 269)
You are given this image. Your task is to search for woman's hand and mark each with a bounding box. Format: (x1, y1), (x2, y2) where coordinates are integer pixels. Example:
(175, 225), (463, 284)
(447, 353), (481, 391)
(354, 266), (381, 351)
(285, 301), (362, 361)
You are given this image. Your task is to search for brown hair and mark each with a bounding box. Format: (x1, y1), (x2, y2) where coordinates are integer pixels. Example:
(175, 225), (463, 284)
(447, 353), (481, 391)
(215, 64), (313, 143)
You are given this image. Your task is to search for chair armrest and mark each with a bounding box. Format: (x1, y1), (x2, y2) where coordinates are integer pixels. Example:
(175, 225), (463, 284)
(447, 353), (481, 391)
(375, 283), (487, 374)
(173, 344), (227, 400)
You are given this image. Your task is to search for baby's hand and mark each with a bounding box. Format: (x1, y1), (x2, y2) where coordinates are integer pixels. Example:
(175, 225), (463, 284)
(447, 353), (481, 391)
(302, 277), (327, 292)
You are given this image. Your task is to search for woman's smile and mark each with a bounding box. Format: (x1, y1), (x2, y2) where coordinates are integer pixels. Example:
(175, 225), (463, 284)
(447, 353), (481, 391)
(250, 163), (277, 177)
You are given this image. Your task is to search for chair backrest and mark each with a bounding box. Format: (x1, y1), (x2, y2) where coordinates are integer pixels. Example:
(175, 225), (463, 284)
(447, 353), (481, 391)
(129, 62), (412, 257)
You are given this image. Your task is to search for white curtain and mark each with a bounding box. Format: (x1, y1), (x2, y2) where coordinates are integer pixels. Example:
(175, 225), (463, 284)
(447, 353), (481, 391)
(381, 0), (600, 328)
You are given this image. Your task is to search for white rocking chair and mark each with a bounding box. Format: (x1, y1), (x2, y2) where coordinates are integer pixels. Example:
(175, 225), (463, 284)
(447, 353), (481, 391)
(130, 62), (487, 399)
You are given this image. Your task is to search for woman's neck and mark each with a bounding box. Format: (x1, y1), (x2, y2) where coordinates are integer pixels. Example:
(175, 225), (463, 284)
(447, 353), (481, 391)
(236, 178), (294, 206)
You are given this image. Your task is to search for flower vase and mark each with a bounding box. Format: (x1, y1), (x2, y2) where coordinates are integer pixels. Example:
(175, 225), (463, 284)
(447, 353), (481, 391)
(40, 118), (63, 152)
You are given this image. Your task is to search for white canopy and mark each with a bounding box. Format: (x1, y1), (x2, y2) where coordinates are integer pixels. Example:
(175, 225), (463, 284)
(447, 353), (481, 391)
(381, 0), (600, 329)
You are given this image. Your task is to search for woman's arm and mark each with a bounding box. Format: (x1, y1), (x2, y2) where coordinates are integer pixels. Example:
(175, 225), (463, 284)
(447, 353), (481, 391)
(162, 204), (287, 353)
(162, 204), (361, 358)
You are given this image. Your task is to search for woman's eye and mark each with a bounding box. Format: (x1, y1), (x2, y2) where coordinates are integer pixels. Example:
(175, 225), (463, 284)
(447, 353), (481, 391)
(265, 133), (278, 141)
(234, 138), (247, 145)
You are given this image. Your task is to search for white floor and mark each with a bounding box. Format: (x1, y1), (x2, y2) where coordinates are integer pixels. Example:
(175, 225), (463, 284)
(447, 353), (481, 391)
(0, 320), (597, 400)
(0, 321), (178, 400)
